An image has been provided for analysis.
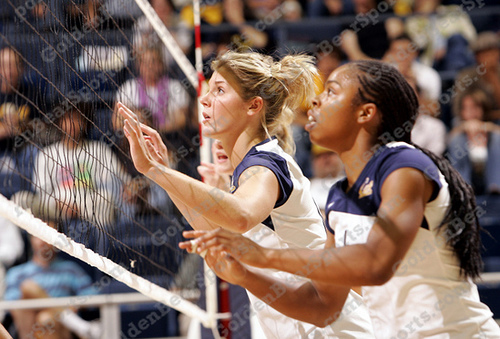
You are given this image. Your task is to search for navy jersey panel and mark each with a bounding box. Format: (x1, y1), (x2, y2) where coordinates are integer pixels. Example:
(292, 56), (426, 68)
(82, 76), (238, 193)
(231, 146), (294, 209)
(230, 140), (294, 229)
(325, 144), (442, 234)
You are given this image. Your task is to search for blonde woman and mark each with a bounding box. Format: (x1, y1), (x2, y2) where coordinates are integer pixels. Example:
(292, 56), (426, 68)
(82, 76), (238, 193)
(118, 50), (373, 338)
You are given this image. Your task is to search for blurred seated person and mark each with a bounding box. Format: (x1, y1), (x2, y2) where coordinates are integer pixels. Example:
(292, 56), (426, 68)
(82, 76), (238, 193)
(455, 31), (500, 119)
(17, 0), (65, 31)
(116, 46), (191, 136)
(0, 47), (38, 155)
(65, 0), (113, 30)
(194, 139), (254, 338)
(404, 72), (447, 156)
(447, 87), (500, 195)
(402, 0), (476, 70)
(307, 0), (355, 17)
(133, 0), (192, 66)
(102, 0), (143, 27)
(309, 145), (345, 216)
(222, 0), (302, 50)
(197, 139), (232, 191)
(31, 103), (129, 230)
(340, 0), (402, 61)
(383, 33), (441, 103)
(4, 216), (100, 339)
(111, 106), (173, 219)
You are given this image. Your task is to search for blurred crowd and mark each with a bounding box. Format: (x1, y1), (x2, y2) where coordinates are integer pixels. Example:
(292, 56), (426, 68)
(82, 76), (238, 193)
(1, 0), (500, 337)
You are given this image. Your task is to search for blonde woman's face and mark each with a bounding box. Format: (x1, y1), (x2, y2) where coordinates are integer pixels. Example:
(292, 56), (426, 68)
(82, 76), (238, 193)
(199, 71), (249, 138)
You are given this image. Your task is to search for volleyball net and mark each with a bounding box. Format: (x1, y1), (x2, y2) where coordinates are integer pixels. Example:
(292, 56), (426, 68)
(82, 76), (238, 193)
(0, 0), (218, 330)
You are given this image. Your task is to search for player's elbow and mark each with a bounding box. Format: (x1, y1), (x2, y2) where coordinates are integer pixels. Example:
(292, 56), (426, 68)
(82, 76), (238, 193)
(310, 307), (344, 327)
(232, 212), (255, 233)
(311, 317), (336, 328)
(365, 264), (394, 286)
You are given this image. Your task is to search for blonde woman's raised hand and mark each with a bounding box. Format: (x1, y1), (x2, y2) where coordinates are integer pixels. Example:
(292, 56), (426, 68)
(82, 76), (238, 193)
(118, 102), (156, 175)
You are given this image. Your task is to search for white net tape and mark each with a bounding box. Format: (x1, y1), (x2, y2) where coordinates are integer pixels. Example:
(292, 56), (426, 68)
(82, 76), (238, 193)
(0, 193), (217, 329)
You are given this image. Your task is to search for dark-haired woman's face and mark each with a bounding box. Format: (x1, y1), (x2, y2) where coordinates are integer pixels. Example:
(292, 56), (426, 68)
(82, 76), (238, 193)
(306, 65), (360, 151)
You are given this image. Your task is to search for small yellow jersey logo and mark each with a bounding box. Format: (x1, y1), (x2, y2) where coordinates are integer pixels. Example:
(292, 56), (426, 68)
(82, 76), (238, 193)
(359, 177), (374, 198)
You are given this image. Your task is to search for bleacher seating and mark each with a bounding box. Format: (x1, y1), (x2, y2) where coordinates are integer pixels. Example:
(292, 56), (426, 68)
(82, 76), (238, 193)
(476, 195), (500, 319)
(477, 195), (500, 272)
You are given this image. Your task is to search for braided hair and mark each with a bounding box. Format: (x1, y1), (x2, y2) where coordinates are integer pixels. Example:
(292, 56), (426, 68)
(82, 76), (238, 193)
(351, 60), (483, 279)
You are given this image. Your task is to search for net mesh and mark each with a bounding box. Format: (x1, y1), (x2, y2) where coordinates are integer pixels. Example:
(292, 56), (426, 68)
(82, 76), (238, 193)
(0, 0), (203, 308)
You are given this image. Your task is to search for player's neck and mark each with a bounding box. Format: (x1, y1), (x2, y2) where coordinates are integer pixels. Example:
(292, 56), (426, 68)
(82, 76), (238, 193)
(223, 134), (264, 170)
(339, 139), (379, 191)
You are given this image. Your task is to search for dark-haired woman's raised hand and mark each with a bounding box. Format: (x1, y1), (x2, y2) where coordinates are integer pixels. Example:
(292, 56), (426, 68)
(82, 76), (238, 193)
(180, 228), (269, 269)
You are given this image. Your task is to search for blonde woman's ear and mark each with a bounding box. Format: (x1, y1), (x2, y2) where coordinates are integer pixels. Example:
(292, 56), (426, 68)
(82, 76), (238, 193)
(247, 96), (264, 116)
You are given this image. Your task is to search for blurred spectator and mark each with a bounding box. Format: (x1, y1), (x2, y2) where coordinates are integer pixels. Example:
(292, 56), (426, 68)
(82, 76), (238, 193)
(447, 87), (500, 195)
(309, 144), (345, 216)
(4, 218), (100, 339)
(31, 104), (129, 228)
(103, 0), (143, 27)
(13, 0), (65, 31)
(315, 44), (344, 82)
(402, 0), (476, 71)
(194, 139), (254, 339)
(196, 139), (232, 191)
(404, 72), (447, 156)
(340, 0), (402, 60)
(65, 0), (113, 30)
(133, 0), (192, 66)
(383, 33), (441, 102)
(455, 31), (500, 119)
(307, 0), (355, 17)
(116, 46), (191, 135)
(0, 47), (35, 155)
(222, 0), (302, 50)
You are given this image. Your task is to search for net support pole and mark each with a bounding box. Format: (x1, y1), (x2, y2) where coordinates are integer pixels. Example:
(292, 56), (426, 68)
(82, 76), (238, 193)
(132, 0), (198, 89)
(132, 0), (218, 330)
(192, 0), (221, 334)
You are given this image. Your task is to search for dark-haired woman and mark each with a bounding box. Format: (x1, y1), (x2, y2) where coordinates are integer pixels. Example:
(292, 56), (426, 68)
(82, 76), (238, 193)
(182, 60), (500, 338)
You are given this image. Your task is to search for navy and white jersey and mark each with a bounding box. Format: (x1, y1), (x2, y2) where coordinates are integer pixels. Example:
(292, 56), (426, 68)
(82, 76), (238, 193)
(232, 138), (374, 338)
(231, 138), (326, 250)
(326, 142), (500, 338)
